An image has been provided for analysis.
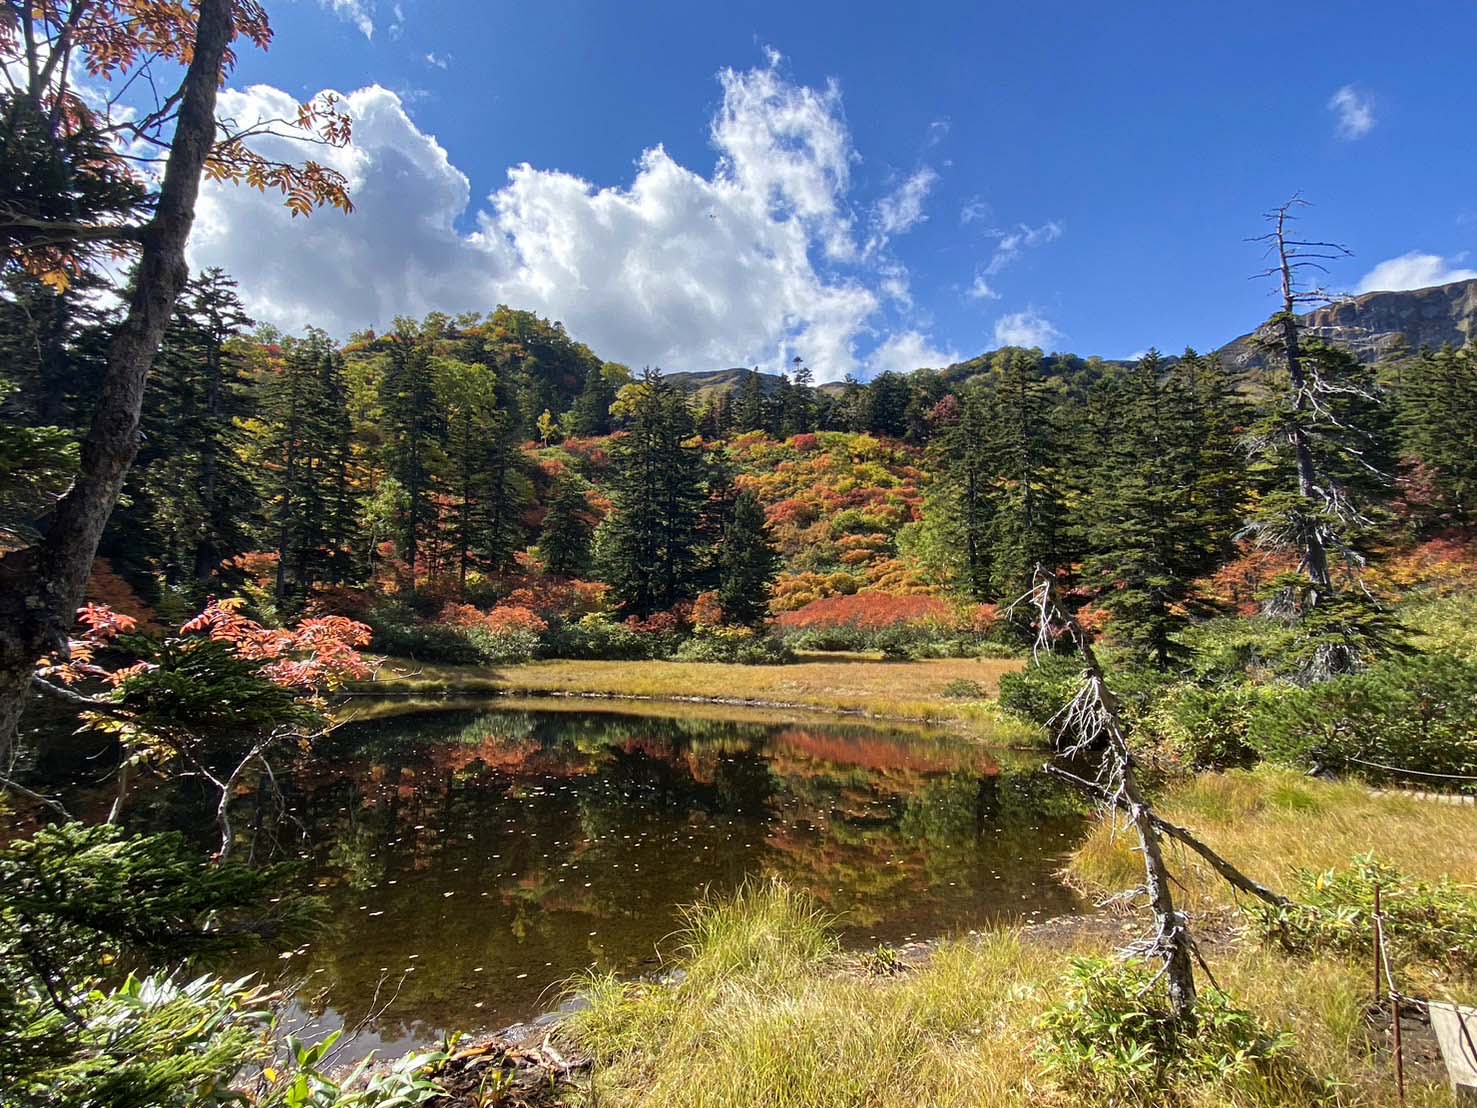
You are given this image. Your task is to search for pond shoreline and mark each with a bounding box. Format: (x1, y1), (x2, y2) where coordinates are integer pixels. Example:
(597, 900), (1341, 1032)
(342, 655), (1033, 739)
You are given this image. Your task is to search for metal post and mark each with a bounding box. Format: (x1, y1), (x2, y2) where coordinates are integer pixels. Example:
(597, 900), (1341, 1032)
(1392, 988), (1405, 1104)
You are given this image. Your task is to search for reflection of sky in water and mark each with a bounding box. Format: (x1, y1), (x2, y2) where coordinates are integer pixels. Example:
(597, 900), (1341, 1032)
(49, 706), (1088, 1062)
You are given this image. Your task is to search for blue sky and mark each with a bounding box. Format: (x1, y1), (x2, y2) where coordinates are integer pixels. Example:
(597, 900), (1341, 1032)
(191, 0), (1477, 380)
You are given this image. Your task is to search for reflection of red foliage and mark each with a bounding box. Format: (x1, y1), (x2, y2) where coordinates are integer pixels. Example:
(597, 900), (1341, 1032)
(775, 592), (955, 631)
(771, 728), (999, 775)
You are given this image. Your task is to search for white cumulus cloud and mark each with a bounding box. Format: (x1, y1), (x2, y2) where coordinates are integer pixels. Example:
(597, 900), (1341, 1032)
(993, 310), (1062, 350)
(868, 330), (960, 374)
(1328, 85), (1375, 140)
(188, 57), (952, 381)
(1355, 251), (1477, 293)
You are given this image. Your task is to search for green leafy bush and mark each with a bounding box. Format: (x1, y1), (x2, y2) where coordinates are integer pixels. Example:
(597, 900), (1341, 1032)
(939, 678), (988, 699)
(542, 613), (667, 660)
(1135, 681), (1263, 769)
(1252, 854), (1477, 973)
(997, 654), (1082, 739)
(1036, 956), (1320, 1105)
(671, 628), (795, 665)
(1247, 653), (1477, 785)
(365, 608), (484, 664)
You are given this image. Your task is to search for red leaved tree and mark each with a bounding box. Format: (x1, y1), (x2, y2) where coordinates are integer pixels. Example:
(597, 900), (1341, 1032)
(0, 1), (353, 770)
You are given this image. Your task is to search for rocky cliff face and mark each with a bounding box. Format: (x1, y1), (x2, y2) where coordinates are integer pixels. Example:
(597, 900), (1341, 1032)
(1217, 278), (1477, 370)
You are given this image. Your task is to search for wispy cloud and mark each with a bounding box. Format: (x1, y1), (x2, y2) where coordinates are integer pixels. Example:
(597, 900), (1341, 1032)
(962, 220), (1062, 306)
(424, 52), (450, 70)
(984, 220), (1062, 276)
(876, 167), (939, 236)
(959, 196), (991, 225)
(320, 0), (374, 39)
(966, 275), (999, 301)
(1328, 84), (1375, 140)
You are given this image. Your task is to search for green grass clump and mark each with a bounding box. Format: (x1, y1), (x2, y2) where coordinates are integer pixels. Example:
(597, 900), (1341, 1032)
(1253, 854), (1477, 974)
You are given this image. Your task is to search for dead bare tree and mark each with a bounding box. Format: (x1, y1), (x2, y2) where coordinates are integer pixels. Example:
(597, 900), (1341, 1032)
(1243, 198), (1398, 680)
(1026, 566), (1291, 1028)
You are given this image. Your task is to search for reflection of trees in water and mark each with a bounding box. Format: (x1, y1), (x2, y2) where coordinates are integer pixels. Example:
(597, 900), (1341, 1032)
(78, 708), (1086, 1043)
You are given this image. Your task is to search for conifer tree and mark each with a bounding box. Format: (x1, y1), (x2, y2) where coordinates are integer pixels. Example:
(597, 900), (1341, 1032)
(379, 333), (445, 584)
(734, 367), (767, 433)
(1246, 200), (1398, 677)
(1085, 353), (1210, 667)
(1397, 344), (1477, 529)
(718, 489), (781, 628)
(865, 371), (912, 439)
(540, 479), (596, 578)
(569, 362), (616, 436)
(263, 329), (353, 606)
(598, 369), (706, 617)
(789, 356), (816, 433)
(980, 348), (1070, 599)
(436, 356), (503, 585)
(929, 383), (996, 600)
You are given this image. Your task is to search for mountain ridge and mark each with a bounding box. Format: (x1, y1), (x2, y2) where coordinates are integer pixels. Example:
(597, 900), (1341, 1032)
(663, 278), (1477, 394)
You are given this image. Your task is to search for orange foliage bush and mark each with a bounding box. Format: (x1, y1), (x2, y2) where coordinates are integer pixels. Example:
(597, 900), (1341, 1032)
(771, 570), (861, 612)
(1203, 546), (1300, 616)
(691, 590), (725, 628)
(1368, 530), (1477, 596)
(181, 598), (373, 690)
(439, 602), (549, 636)
(496, 575), (610, 619)
(83, 558), (158, 630)
(775, 592), (956, 631)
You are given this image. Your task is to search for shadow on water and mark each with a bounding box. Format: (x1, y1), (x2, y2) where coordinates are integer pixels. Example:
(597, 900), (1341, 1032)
(37, 704), (1090, 1061)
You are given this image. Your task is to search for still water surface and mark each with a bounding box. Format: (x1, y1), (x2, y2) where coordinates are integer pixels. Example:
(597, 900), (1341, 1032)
(48, 703), (1088, 1059)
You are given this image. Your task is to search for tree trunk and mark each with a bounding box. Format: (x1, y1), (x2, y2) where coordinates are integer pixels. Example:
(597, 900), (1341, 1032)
(1275, 217), (1333, 597)
(0, 0), (235, 766)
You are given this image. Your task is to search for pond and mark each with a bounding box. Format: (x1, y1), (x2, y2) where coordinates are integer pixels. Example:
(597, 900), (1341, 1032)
(33, 702), (1088, 1061)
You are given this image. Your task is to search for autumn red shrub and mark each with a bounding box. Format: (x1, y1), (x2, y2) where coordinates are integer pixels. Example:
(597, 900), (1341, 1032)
(776, 592), (957, 631)
(181, 597), (372, 690)
(1369, 530), (1477, 595)
(439, 602), (549, 636)
(691, 590), (725, 628)
(1203, 546), (1301, 616)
